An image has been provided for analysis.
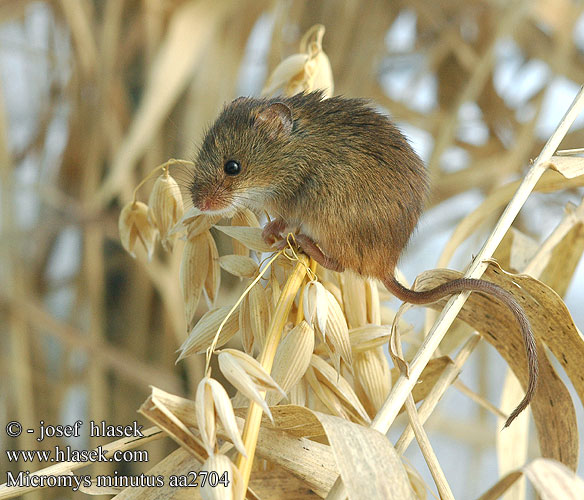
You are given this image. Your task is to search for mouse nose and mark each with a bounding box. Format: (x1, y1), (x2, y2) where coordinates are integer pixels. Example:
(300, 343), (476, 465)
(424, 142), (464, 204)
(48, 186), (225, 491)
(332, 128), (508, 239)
(200, 198), (212, 211)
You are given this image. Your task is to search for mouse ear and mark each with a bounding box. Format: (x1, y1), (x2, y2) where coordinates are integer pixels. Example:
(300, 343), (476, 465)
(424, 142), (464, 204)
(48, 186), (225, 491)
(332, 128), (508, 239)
(254, 102), (293, 139)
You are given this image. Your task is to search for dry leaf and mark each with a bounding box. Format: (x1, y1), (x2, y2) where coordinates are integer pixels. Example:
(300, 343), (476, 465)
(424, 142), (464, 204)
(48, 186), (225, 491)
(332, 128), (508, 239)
(416, 263), (581, 468)
(547, 155), (584, 179)
(316, 412), (416, 500)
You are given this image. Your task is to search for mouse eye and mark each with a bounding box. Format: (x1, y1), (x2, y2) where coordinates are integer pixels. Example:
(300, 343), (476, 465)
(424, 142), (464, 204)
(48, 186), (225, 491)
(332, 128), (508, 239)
(224, 160), (241, 176)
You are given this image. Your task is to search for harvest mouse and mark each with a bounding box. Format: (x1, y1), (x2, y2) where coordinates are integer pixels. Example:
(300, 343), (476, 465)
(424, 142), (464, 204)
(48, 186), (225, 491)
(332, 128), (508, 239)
(189, 91), (538, 427)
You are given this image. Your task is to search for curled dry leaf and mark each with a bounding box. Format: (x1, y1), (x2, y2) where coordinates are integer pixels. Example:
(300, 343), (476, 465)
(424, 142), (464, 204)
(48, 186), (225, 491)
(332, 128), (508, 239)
(267, 321), (315, 406)
(178, 305), (240, 360)
(214, 225), (274, 253)
(315, 412), (416, 500)
(218, 349), (285, 422)
(234, 404), (326, 440)
(547, 155), (584, 179)
(219, 254), (258, 278)
(119, 201), (157, 259)
(478, 458), (584, 500)
(142, 388), (207, 461)
(416, 263), (582, 468)
(233, 404), (414, 497)
(147, 171), (184, 250)
(310, 355), (370, 424)
(196, 377), (246, 459)
(200, 453), (241, 500)
(180, 232), (209, 331)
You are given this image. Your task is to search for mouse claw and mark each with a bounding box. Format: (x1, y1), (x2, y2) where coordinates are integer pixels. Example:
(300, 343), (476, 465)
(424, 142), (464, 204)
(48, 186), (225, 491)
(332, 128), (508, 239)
(262, 218), (287, 246)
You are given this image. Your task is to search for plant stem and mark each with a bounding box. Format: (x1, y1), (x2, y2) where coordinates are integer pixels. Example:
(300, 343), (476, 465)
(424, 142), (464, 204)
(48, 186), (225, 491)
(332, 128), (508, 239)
(236, 254), (309, 496)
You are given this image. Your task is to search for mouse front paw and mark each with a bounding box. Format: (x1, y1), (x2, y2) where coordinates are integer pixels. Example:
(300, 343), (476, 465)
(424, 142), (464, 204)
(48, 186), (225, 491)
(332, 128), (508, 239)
(262, 218), (287, 246)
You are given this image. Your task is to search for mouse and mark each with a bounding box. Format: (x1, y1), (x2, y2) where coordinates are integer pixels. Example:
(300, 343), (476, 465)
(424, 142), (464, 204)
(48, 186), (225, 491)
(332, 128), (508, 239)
(188, 90), (538, 428)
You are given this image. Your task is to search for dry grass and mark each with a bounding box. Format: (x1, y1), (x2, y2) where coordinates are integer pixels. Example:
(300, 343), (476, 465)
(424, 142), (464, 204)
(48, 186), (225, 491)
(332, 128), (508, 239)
(1, 1), (584, 499)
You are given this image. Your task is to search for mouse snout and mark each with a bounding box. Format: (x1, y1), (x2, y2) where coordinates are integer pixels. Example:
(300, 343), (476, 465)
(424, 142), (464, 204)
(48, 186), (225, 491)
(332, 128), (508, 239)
(191, 186), (233, 214)
(199, 197), (218, 212)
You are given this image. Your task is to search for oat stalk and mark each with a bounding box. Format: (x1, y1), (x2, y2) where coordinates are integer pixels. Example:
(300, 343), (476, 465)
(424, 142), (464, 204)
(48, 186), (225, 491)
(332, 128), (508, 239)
(236, 254), (309, 494)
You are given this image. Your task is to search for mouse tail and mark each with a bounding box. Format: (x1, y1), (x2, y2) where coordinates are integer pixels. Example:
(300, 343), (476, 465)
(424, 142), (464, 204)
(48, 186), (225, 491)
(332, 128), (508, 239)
(382, 275), (538, 428)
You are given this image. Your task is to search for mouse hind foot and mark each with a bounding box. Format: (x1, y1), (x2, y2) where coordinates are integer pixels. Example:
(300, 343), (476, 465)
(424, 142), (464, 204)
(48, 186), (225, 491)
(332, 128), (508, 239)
(262, 221), (345, 273)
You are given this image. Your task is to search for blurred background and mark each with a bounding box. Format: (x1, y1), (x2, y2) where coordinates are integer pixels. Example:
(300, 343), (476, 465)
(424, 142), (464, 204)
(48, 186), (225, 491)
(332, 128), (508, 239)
(1, 0), (584, 498)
